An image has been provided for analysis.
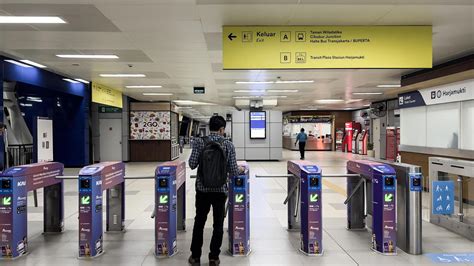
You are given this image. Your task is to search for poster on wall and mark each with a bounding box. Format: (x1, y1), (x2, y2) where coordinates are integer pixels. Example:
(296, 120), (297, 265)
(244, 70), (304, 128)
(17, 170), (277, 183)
(37, 117), (53, 162)
(130, 112), (171, 140)
(249, 111), (266, 139)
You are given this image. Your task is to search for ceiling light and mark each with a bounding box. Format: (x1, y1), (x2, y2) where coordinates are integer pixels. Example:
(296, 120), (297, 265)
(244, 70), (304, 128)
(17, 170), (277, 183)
(176, 106), (193, 109)
(315, 99), (344, 103)
(173, 100), (216, 106)
(57, 54), (119, 59)
(275, 80), (313, 84)
(346, 99), (363, 103)
(100, 74), (146, 78)
(63, 78), (79, 84)
(344, 108), (354, 110)
(143, 93), (173, 96)
(26, 97), (43, 103)
(0, 16), (66, 24)
(235, 81), (273, 84)
(74, 79), (90, 84)
(352, 92), (383, 95)
(377, 84), (401, 88)
(300, 107), (318, 110)
(20, 60), (46, 68)
(4, 60), (32, 68)
(267, 89), (299, 93)
(233, 96), (260, 99)
(127, 85), (162, 88)
(262, 95), (287, 98)
(364, 104), (371, 107)
(233, 90), (265, 93)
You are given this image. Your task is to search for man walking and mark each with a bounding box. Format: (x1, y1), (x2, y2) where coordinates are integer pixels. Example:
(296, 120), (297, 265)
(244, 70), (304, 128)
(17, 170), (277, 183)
(188, 115), (241, 266)
(295, 128), (308, 159)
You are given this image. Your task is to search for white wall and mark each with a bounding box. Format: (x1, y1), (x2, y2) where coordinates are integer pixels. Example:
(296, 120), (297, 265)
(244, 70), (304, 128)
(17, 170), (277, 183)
(232, 110), (283, 160)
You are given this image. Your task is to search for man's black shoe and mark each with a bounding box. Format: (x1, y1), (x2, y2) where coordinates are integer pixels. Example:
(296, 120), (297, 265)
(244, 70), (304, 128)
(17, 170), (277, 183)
(209, 258), (220, 266)
(188, 255), (200, 266)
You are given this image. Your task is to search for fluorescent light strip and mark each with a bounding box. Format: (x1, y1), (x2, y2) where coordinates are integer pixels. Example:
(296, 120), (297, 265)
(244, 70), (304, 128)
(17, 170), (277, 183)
(74, 79), (90, 84)
(173, 100), (216, 106)
(235, 81), (273, 84)
(100, 74), (146, 78)
(0, 16), (66, 24)
(63, 78), (80, 84)
(353, 92), (383, 95)
(143, 93), (173, 96)
(377, 84), (401, 88)
(176, 106), (193, 109)
(20, 60), (46, 68)
(4, 60), (32, 68)
(316, 99), (344, 103)
(57, 54), (118, 59)
(275, 80), (313, 84)
(267, 89), (298, 93)
(263, 95), (287, 98)
(127, 85), (162, 88)
(233, 90), (265, 93)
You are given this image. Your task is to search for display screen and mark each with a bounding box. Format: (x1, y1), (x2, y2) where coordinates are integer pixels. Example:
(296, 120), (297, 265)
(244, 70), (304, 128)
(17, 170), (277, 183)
(80, 179), (91, 189)
(249, 111), (266, 139)
(1, 179), (11, 189)
(158, 178), (168, 188)
(385, 176), (395, 187)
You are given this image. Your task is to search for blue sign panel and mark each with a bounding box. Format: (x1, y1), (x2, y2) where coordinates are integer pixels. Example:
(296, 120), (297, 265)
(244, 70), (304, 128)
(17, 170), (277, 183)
(426, 253), (474, 264)
(432, 181), (455, 215)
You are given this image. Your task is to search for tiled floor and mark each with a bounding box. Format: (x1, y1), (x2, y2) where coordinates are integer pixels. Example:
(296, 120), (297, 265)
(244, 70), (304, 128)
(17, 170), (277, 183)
(3, 149), (473, 265)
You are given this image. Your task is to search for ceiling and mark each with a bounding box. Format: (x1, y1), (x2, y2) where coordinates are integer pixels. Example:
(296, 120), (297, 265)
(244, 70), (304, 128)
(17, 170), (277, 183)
(0, 0), (473, 119)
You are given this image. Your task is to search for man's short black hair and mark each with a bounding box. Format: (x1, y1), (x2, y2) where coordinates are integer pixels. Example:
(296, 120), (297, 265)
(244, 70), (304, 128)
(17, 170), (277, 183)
(209, 115), (226, 131)
(301, 128), (305, 132)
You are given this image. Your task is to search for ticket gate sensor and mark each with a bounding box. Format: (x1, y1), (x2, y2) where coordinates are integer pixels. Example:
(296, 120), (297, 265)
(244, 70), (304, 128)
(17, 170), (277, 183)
(154, 161), (186, 258)
(346, 160), (397, 255)
(78, 162), (125, 258)
(228, 161), (250, 256)
(287, 160), (323, 256)
(0, 162), (64, 259)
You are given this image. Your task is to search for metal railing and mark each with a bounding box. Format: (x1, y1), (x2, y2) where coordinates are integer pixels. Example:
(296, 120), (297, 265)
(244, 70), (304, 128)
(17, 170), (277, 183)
(6, 144), (34, 169)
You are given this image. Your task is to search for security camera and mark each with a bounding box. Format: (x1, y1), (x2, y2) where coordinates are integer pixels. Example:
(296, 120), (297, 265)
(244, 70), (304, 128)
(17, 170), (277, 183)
(128, 64), (133, 68)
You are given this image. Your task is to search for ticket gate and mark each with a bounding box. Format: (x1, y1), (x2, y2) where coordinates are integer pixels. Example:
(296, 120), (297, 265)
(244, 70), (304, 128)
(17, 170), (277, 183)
(346, 160), (397, 255)
(228, 161), (250, 256)
(286, 161), (323, 256)
(78, 162), (125, 258)
(154, 160), (186, 258)
(0, 162), (64, 259)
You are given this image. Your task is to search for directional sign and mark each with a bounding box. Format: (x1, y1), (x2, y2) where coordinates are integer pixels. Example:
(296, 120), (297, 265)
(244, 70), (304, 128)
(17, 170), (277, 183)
(310, 194), (319, 202)
(426, 253), (474, 264)
(432, 181), (454, 215)
(81, 196), (90, 205)
(384, 193), (394, 202)
(159, 195), (169, 204)
(223, 25), (432, 69)
(235, 194), (244, 203)
(2, 196), (12, 206)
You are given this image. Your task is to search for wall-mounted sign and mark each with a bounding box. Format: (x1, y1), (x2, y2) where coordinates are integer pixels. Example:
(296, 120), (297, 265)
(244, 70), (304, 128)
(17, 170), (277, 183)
(99, 106), (122, 113)
(130, 111), (170, 140)
(37, 117), (53, 162)
(431, 181), (454, 215)
(193, 87), (205, 94)
(92, 83), (123, 108)
(398, 79), (473, 109)
(223, 25), (432, 69)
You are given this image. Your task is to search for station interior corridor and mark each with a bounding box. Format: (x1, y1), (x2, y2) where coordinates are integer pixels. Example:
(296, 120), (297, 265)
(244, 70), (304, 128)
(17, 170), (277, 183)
(5, 149), (472, 266)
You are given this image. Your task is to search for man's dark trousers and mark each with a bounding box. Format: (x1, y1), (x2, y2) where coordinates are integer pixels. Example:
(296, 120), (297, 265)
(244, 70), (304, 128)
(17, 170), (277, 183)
(299, 142), (306, 159)
(190, 191), (227, 259)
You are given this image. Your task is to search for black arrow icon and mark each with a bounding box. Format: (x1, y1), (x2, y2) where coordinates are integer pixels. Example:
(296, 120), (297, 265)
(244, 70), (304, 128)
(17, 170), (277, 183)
(228, 33), (237, 41)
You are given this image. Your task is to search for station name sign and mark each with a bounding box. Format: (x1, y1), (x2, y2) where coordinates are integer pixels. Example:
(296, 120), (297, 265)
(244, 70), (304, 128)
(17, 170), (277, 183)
(223, 25), (432, 69)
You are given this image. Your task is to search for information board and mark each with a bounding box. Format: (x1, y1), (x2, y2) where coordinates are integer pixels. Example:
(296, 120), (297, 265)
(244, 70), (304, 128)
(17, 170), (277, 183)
(432, 181), (455, 215)
(223, 25), (432, 69)
(249, 111), (266, 139)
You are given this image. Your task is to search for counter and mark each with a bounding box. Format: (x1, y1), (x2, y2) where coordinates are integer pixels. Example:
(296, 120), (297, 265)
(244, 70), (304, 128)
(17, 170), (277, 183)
(283, 136), (332, 151)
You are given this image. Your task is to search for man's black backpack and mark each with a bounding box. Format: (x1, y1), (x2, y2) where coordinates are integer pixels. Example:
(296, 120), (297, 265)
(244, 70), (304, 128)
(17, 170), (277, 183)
(198, 136), (228, 188)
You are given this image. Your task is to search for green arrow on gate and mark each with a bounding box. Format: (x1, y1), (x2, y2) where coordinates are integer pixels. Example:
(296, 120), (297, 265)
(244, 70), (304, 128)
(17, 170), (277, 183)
(310, 194), (319, 202)
(2, 196), (11, 206)
(235, 194), (244, 203)
(159, 195), (169, 204)
(81, 196), (91, 205)
(384, 193), (394, 202)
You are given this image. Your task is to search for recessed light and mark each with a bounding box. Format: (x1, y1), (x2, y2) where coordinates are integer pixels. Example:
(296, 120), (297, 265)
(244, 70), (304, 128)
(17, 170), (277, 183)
(352, 92), (383, 95)
(235, 81), (273, 84)
(4, 60), (32, 68)
(315, 99), (344, 103)
(63, 78), (80, 84)
(143, 93), (173, 96)
(127, 85), (162, 88)
(100, 74), (145, 78)
(74, 79), (90, 84)
(0, 16), (66, 24)
(20, 60), (46, 68)
(344, 108), (354, 110)
(57, 54), (119, 59)
(267, 89), (299, 93)
(176, 106), (193, 109)
(233, 90), (265, 93)
(173, 100), (216, 106)
(377, 84), (401, 88)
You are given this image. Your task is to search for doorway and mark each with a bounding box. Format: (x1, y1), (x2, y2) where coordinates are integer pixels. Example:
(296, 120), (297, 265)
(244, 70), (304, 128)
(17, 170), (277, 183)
(99, 118), (122, 161)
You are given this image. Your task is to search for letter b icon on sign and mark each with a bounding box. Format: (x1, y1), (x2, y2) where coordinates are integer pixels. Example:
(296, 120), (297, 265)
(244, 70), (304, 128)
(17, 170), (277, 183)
(280, 52), (291, 64)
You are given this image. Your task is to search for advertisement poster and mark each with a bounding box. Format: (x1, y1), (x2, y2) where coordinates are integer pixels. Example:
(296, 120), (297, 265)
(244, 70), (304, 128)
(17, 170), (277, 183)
(249, 111), (266, 139)
(130, 111), (171, 140)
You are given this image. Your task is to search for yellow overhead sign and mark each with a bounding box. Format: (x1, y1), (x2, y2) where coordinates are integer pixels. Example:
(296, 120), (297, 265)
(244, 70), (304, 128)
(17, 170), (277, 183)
(223, 26), (432, 69)
(92, 83), (123, 108)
